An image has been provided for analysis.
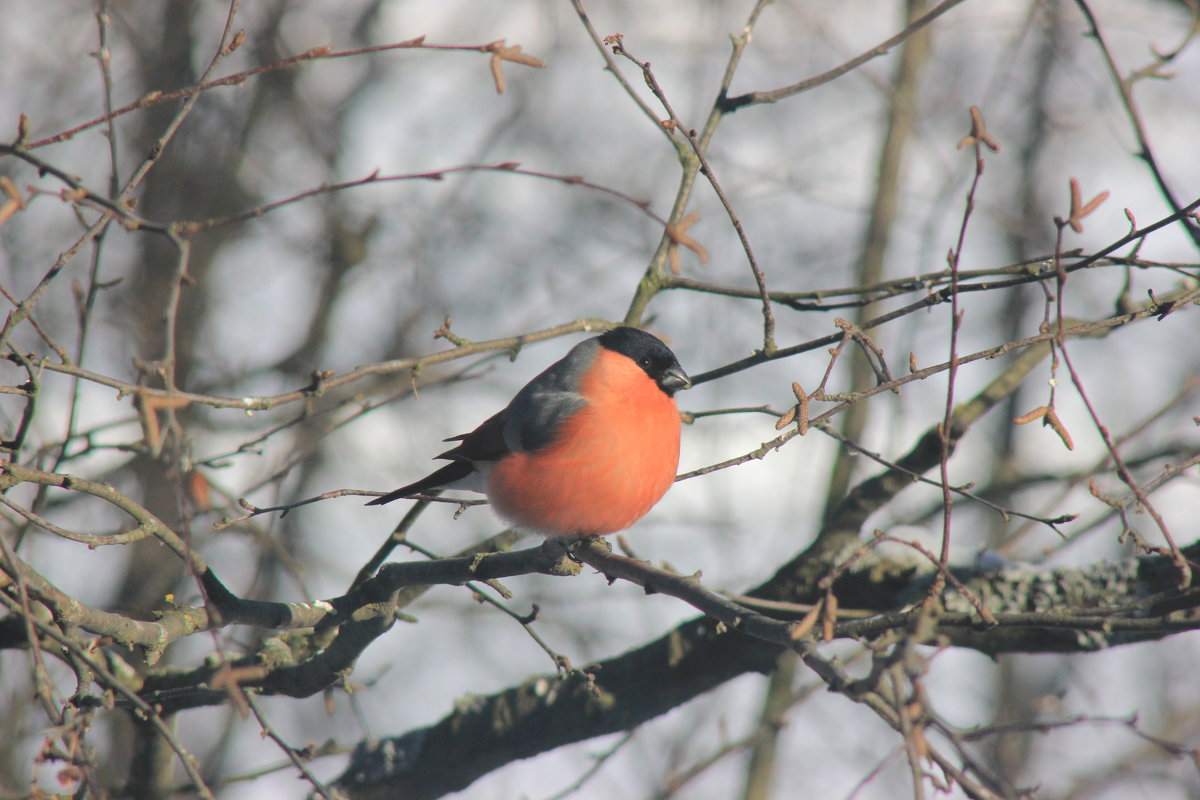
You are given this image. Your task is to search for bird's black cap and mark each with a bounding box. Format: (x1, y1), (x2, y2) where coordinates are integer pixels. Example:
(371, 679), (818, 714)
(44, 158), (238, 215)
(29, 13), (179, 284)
(598, 327), (691, 396)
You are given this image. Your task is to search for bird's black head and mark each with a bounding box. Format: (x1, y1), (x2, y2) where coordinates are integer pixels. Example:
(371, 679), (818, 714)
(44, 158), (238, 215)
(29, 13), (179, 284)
(598, 326), (691, 396)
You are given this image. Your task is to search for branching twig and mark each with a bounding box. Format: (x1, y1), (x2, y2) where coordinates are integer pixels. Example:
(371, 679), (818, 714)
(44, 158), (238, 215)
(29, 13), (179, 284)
(932, 106), (998, 596)
(719, 0), (971, 112)
(679, 286), (1200, 482)
(690, 196), (1200, 385)
(7, 317), (612, 412)
(608, 36), (777, 353)
(23, 36), (547, 150)
(1045, 177), (1192, 585)
(1073, 0), (1200, 248)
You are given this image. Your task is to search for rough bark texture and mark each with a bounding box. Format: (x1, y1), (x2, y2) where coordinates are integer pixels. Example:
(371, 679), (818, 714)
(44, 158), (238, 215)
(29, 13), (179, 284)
(332, 540), (1200, 799)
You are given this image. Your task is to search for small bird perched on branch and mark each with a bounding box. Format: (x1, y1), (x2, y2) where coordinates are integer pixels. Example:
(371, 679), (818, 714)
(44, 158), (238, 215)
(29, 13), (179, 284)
(368, 326), (690, 538)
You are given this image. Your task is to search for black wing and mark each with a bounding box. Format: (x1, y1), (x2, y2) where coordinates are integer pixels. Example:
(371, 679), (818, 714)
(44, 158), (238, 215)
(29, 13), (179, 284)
(367, 337), (597, 505)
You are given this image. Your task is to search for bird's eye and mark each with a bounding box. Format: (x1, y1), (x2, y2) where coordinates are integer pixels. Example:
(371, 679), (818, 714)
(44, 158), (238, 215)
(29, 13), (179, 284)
(638, 356), (652, 368)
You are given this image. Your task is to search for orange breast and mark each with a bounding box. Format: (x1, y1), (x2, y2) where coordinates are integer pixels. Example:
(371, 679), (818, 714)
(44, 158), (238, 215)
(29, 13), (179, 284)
(486, 349), (681, 537)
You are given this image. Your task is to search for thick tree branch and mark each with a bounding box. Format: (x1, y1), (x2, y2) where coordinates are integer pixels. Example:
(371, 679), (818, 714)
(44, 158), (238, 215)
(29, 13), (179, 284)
(326, 338), (1200, 798)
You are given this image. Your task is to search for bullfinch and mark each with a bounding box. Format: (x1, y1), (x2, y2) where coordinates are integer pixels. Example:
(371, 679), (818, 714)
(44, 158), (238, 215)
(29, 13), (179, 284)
(368, 326), (690, 538)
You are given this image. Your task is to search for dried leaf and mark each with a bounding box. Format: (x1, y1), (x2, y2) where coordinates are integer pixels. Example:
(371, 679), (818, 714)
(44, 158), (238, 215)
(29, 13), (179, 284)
(149, 394), (191, 411)
(821, 592), (838, 642)
(1066, 180), (1082, 232)
(956, 105), (1000, 152)
(483, 40), (546, 94)
(789, 602), (822, 640)
(495, 43), (547, 68)
(1043, 406), (1075, 451)
(135, 390), (192, 455)
(135, 393), (162, 454)
(1078, 189), (1110, 219)
(0, 176), (25, 228)
(795, 382), (810, 436)
(1066, 178), (1109, 233)
(489, 53), (506, 94)
(664, 211), (709, 273)
(0, 176), (22, 204)
(1013, 405), (1049, 425)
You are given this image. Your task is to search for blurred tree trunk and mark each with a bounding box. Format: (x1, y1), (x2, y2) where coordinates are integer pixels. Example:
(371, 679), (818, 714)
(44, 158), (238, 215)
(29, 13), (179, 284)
(823, 0), (932, 519)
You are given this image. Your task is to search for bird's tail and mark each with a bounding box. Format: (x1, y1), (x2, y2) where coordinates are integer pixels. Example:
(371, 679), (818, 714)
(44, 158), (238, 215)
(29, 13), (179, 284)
(365, 460), (475, 505)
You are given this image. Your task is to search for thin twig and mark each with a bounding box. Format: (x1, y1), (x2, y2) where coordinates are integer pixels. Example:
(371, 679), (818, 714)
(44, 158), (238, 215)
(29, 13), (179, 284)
(9, 317), (612, 412)
(0, 590), (218, 800)
(1073, 0), (1200, 248)
(689, 196), (1200, 385)
(933, 108), (994, 596)
(609, 38), (777, 353)
(177, 163), (664, 234)
(719, 0), (970, 112)
(678, 285), (1200, 482)
(24, 36), (546, 150)
(243, 693), (339, 800)
(1051, 182), (1191, 585)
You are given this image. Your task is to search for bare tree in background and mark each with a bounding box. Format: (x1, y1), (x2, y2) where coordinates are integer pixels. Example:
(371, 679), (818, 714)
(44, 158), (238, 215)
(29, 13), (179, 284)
(2, 2), (1200, 799)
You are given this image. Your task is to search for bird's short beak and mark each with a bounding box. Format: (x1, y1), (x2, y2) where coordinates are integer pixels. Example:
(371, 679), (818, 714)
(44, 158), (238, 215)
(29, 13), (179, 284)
(660, 365), (692, 393)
